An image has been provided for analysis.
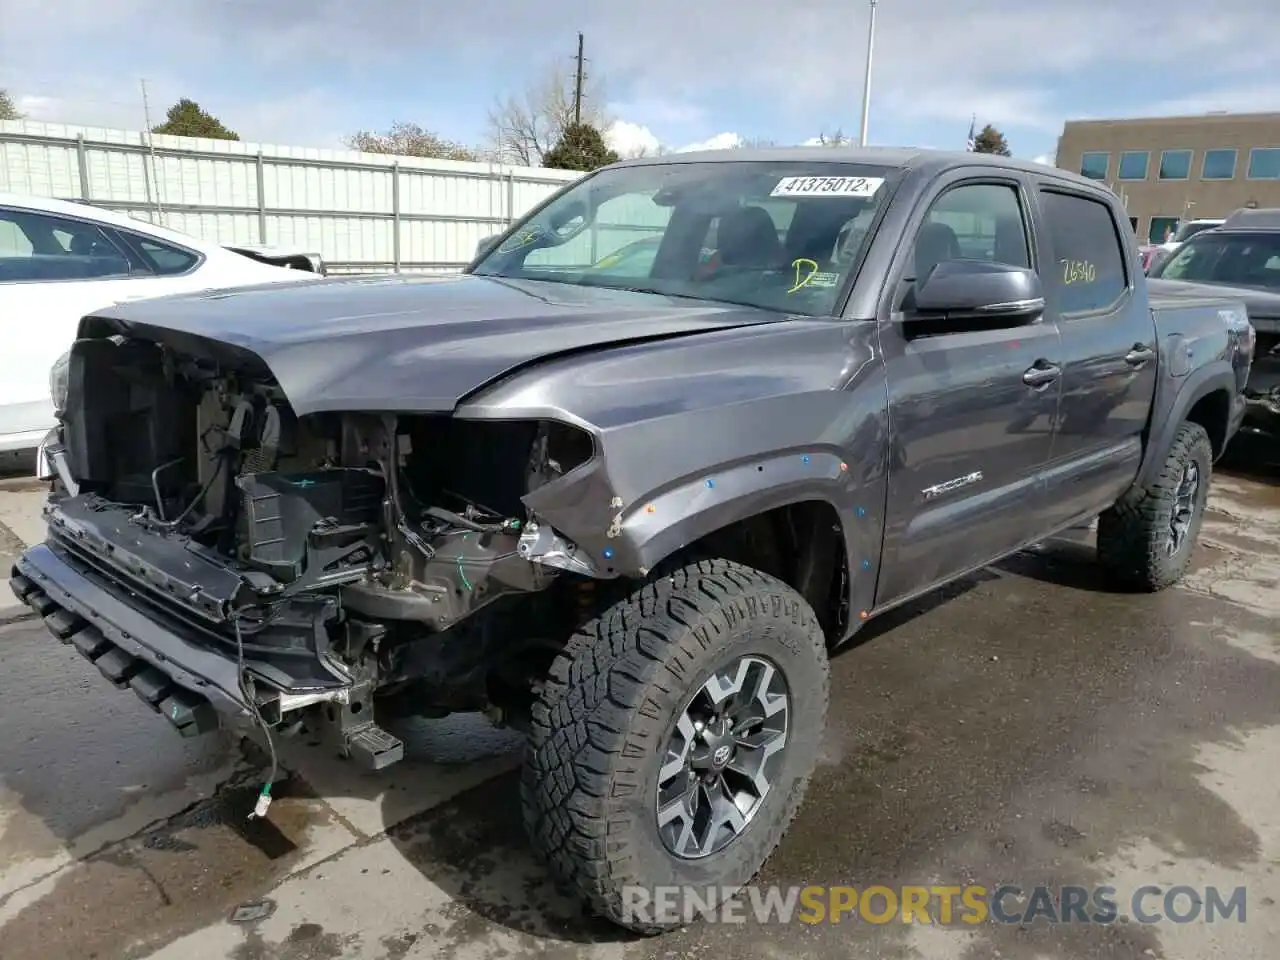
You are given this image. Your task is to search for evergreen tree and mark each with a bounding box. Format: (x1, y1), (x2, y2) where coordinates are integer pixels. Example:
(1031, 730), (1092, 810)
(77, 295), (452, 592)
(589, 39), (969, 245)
(972, 124), (1011, 156)
(151, 99), (239, 140)
(543, 122), (620, 171)
(0, 89), (22, 121)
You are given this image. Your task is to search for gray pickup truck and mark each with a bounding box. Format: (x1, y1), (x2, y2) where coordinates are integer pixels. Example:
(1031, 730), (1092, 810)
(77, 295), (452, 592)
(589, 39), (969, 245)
(9, 147), (1254, 932)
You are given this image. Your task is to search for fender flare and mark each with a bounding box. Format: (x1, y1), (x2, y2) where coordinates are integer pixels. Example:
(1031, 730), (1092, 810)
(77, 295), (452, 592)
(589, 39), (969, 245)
(1134, 360), (1235, 490)
(620, 450), (857, 576)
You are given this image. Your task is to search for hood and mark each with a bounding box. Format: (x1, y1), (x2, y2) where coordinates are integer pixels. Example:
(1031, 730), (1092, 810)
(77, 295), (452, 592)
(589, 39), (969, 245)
(79, 273), (787, 416)
(1147, 278), (1280, 319)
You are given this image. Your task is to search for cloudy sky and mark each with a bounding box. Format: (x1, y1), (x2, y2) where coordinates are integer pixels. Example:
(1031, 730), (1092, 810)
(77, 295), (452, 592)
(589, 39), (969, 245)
(2, 0), (1277, 165)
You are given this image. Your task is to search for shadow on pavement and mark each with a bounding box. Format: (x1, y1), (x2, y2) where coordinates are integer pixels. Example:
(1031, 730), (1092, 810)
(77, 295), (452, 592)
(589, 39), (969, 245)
(839, 566), (1003, 653)
(383, 770), (638, 948)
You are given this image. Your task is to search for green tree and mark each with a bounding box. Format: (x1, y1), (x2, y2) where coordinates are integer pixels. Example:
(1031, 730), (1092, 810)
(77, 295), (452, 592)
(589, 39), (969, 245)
(344, 122), (478, 161)
(542, 121), (619, 172)
(0, 89), (22, 121)
(972, 124), (1011, 156)
(151, 98), (239, 140)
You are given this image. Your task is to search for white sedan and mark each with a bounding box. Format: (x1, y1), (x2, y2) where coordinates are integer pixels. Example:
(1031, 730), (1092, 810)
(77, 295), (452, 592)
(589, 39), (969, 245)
(0, 193), (326, 455)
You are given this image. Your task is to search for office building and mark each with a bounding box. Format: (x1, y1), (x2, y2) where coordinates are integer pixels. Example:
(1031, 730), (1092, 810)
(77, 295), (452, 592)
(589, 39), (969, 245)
(1056, 111), (1280, 243)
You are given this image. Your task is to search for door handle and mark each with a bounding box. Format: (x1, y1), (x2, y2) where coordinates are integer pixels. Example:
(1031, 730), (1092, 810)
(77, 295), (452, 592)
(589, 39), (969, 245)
(1022, 362), (1061, 388)
(1125, 344), (1155, 366)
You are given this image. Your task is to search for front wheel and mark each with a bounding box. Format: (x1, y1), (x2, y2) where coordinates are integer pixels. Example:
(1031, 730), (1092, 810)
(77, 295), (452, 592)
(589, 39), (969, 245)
(1097, 421), (1214, 591)
(521, 559), (829, 933)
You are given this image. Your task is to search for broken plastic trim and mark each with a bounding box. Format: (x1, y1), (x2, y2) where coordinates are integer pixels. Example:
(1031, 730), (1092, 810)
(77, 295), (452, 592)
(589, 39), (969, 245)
(517, 521), (600, 577)
(36, 428), (79, 494)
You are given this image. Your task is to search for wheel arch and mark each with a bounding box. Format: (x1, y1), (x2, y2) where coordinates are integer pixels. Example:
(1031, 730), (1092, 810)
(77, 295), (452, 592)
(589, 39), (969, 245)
(1134, 361), (1236, 490)
(669, 497), (853, 640)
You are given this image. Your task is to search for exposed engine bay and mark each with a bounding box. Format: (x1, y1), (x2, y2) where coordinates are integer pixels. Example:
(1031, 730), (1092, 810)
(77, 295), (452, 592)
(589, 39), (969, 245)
(44, 334), (603, 763)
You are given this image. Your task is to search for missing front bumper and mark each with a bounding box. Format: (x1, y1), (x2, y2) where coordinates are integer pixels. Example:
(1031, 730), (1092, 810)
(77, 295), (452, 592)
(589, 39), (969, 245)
(9, 542), (404, 768)
(9, 540), (345, 730)
(10, 547), (226, 737)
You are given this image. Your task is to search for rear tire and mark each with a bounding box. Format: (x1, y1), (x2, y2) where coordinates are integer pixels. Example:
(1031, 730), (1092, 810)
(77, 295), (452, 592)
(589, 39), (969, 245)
(1097, 421), (1213, 591)
(521, 559), (829, 933)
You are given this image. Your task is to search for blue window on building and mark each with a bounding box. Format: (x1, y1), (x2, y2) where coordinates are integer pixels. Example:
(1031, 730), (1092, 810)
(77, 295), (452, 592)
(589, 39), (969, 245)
(1248, 148), (1280, 180)
(1159, 150), (1192, 180)
(1202, 149), (1237, 180)
(1118, 151), (1150, 180)
(1080, 152), (1109, 180)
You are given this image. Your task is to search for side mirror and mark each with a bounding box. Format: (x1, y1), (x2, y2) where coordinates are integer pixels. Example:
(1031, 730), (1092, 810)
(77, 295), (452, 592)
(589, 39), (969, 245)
(475, 235), (501, 260)
(548, 199), (590, 242)
(912, 260), (1044, 323)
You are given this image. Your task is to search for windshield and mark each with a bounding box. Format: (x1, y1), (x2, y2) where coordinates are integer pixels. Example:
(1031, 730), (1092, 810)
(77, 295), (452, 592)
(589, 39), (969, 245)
(1171, 221), (1221, 244)
(469, 160), (900, 316)
(1151, 231), (1280, 290)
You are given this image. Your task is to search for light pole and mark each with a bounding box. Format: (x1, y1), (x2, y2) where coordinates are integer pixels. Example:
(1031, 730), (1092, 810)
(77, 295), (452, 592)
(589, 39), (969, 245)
(858, 0), (879, 147)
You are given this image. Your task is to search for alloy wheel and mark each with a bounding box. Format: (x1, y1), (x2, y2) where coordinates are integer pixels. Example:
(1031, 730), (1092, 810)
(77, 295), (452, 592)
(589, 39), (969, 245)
(1167, 460), (1201, 556)
(655, 655), (790, 860)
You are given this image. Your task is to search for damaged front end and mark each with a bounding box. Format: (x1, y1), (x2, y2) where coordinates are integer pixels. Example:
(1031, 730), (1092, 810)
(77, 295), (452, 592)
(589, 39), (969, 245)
(1241, 340), (1280, 441)
(11, 332), (604, 769)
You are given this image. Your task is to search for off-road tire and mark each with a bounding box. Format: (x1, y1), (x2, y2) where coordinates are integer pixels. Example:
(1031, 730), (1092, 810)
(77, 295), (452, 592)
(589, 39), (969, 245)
(1097, 421), (1214, 591)
(521, 559), (829, 933)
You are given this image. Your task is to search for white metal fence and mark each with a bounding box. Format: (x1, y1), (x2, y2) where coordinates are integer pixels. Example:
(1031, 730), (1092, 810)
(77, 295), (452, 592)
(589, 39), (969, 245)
(0, 120), (582, 273)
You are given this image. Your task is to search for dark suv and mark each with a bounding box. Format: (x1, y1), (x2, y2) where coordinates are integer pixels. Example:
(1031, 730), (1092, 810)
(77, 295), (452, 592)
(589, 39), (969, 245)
(1149, 207), (1280, 442)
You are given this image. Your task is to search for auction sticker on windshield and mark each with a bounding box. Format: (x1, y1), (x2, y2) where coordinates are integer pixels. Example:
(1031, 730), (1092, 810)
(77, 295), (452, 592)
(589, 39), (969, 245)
(771, 176), (884, 198)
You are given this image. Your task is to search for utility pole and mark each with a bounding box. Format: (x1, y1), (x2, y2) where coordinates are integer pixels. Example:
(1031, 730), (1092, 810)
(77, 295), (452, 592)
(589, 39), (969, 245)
(573, 32), (585, 126)
(858, 0), (879, 147)
(140, 78), (165, 224)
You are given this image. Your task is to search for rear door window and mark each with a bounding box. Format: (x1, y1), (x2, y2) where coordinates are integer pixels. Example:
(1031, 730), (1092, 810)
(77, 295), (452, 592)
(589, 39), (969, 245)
(117, 230), (203, 276)
(1038, 190), (1129, 314)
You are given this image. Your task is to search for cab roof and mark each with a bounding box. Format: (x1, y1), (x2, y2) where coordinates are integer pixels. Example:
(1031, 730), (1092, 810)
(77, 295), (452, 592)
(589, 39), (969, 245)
(612, 145), (1097, 189)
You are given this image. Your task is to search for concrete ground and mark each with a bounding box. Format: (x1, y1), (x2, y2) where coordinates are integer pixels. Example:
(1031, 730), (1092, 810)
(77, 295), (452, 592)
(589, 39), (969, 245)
(0, 455), (1276, 960)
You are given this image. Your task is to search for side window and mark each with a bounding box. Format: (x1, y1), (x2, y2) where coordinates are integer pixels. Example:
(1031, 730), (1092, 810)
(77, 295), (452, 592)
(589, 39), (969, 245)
(834, 208), (876, 264)
(524, 193), (672, 270)
(912, 182), (1030, 284)
(121, 232), (200, 276)
(1039, 191), (1128, 314)
(0, 208), (131, 282)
